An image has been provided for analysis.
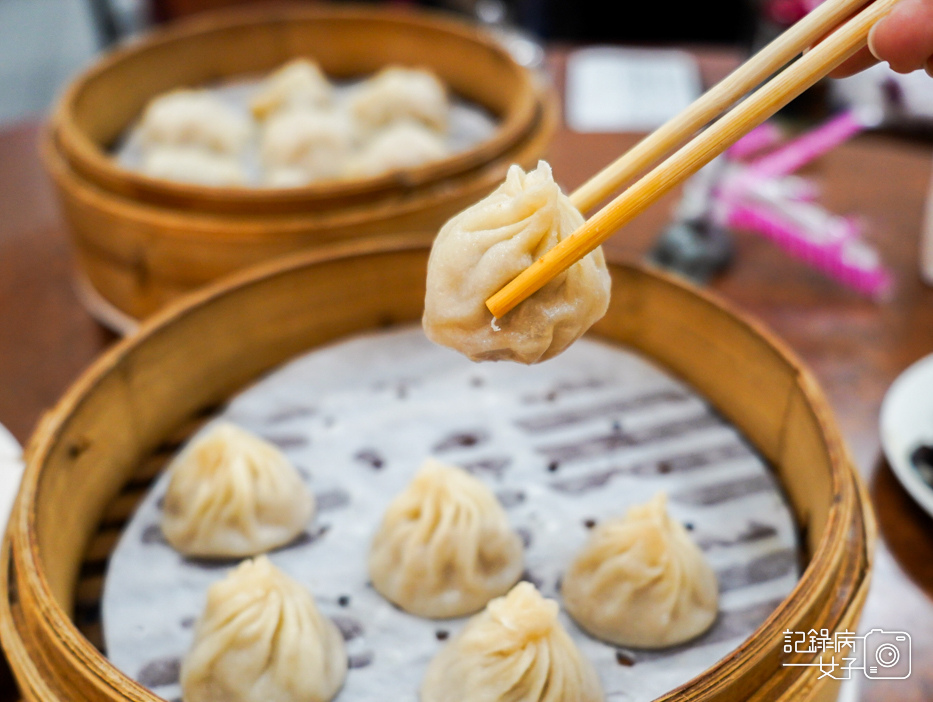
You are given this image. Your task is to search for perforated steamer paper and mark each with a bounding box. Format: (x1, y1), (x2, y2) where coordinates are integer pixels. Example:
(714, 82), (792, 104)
(104, 327), (800, 702)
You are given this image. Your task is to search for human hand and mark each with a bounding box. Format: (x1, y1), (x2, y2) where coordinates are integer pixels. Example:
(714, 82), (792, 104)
(832, 0), (933, 77)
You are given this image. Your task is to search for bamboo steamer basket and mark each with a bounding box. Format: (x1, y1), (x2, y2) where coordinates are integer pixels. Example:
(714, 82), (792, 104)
(42, 79), (558, 322)
(51, 4), (540, 216)
(0, 236), (873, 701)
(44, 3), (558, 323)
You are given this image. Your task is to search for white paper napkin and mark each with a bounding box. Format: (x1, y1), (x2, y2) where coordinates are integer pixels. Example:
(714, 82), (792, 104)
(565, 47), (701, 133)
(0, 422), (24, 536)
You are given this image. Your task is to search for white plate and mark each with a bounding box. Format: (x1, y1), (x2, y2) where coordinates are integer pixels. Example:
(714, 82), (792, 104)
(73, 270), (139, 337)
(880, 352), (933, 517)
(0, 422), (24, 535)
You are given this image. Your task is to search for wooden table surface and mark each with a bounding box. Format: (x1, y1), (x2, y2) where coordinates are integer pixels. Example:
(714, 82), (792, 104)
(2, 47), (933, 700)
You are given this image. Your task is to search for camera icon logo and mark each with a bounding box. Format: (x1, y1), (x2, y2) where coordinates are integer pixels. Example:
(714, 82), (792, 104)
(863, 629), (911, 679)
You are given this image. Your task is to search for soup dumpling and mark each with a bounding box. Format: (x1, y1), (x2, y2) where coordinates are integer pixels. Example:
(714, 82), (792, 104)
(250, 58), (334, 120)
(161, 422), (315, 558)
(423, 160), (611, 364)
(421, 581), (604, 702)
(181, 556), (347, 702)
(368, 458), (524, 618)
(562, 493), (719, 649)
(139, 89), (253, 155)
(141, 145), (246, 186)
(260, 107), (356, 183)
(349, 65), (449, 132)
(344, 120), (448, 178)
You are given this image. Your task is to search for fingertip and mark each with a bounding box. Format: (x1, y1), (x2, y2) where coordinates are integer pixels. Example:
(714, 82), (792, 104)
(866, 0), (933, 74)
(867, 5), (903, 66)
(867, 20), (883, 62)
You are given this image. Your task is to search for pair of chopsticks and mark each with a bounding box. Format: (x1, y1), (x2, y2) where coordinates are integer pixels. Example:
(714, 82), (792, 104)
(485, 0), (901, 318)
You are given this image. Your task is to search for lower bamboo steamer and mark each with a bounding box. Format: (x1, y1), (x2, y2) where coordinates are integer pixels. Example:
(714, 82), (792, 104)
(42, 88), (558, 323)
(0, 237), (874, 701)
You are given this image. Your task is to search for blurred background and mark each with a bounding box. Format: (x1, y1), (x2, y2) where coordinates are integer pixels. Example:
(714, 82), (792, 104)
(0, 0), (763, 127)
(0, 0), (142, 125)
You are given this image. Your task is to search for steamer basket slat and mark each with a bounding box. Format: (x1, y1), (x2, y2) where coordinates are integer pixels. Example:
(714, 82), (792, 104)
(0, 238), (873, 701)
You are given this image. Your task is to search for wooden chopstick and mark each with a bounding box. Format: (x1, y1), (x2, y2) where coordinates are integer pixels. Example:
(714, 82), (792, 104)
(568, 0), (874, 214)
(486, 0), (900, 319)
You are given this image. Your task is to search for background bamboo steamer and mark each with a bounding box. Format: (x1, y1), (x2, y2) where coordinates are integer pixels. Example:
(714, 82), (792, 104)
(42, 86), (558, 322)
(51, 4), (540, 215)
(0, 237), (873, 701)
(44, 4), (558, 323)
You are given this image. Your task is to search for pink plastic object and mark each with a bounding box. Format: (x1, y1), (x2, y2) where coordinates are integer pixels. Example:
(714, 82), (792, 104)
(727, 123), (784, 161)
(748, 109), (872, 177)
(703, 111), (892, 299)
(726, 202), (892, 299)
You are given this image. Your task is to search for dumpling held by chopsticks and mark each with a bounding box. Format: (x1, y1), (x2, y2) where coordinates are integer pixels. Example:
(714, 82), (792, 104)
(423, 161), (611, 364)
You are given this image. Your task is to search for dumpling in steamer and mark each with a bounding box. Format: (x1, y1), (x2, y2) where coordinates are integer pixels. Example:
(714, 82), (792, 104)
(421, 581), (604, 702)
(181, 556), (347, 702)
(349, 65), (449, 132)
(562, 493), (719, 649)
(139, 89), (252, 155)
(260, 107), (356, 183)
(423, 161), (611, 364)
(161, 422), (314, 558)
(368, 458), (524, 618)
(250, 58), (333, 120)
(344, 120), (448, 178)
(141, 146), (246, 186)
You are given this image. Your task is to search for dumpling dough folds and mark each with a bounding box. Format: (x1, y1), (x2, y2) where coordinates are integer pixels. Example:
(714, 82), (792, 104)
(181, 556), (347, 702)
(421, 581), (604, 702)
(161, 422), (314, 558)
(250, 58), (333, 120)
(562, 493), (719, 649)
(423, 160), (611, 364)
(139, 89), (253, 155)
(368, 458), (523, 618)
(350, 65), (448, 132)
